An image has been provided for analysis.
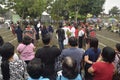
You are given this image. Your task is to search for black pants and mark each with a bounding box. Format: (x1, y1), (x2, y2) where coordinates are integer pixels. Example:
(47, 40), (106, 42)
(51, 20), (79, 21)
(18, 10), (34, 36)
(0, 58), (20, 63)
(79, 36), (83, 48)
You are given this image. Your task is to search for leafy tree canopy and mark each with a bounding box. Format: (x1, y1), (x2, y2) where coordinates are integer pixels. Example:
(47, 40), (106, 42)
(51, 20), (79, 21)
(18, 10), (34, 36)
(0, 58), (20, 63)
(8, 0), (105, 20)
(109, 6), (120, 16)
(9, 0), (47, 19)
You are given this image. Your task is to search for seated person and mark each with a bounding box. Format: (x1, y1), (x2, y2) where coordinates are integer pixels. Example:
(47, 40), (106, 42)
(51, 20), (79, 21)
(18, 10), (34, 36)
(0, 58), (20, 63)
(27, 58), (49, 80)
(57, 56), (82, 80)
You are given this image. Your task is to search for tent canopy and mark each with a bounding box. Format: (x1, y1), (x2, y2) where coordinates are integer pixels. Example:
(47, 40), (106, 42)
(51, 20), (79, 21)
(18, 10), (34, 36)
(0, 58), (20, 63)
(42, 11), (49, 16)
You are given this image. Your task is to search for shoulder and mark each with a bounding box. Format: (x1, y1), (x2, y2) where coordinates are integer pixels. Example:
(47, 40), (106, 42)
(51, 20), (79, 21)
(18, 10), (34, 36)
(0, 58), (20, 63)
(51, 46), (61, 51)
(9, 60), (24, 66)
(77, 48), (85, 53)
(61, 49), (69, 54)
(39, 76), (50, 80)
(29, 43), (35, 47)
(75, 74), (82, 80)
(17, 43), (25, 49)
(92, 62), (104, 69)
(98, 48), (101, 52)
(17, 43), (24, 47)
(57, 75), (68, 80)
(85, 48), (92, 53)
(36, 48), (43, 53)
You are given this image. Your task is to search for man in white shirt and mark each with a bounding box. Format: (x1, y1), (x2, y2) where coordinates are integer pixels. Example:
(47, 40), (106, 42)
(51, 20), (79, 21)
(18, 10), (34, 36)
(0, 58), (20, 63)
(78, 27), (85, 48)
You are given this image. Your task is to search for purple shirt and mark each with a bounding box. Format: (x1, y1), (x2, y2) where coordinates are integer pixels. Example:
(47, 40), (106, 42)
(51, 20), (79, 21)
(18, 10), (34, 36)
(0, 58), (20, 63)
(17, 43), (35, 61)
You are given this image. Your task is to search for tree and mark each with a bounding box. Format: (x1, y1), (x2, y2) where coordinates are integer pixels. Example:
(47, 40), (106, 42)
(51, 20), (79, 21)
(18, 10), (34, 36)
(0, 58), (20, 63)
(9, 0), (47, 19)
(50, 0), (86, 21)
(9, 0), (105, 21)
(0, 6), (8, 16)
(50, 0), (105, 21)
(109, 6), (120, 16)
(80, 0), (105, 16)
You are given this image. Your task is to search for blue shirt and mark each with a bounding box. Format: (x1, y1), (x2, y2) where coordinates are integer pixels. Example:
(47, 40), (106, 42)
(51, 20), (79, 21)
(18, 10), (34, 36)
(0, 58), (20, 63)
(84, 48), (101, 68)
(28, 76), (50, 80)
(60, 47), (84, 72)
(56, 74), (82, 80)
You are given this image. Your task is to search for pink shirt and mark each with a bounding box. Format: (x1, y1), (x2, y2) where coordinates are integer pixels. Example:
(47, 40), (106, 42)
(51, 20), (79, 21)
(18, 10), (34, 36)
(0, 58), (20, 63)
(17, 43), (35, 61)
(92, 62), (114, 80)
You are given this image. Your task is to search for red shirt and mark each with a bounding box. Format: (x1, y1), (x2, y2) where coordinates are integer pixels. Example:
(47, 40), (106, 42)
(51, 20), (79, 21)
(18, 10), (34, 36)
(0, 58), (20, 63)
(75, 29), (79, 38)
(92, 62), (114, 80)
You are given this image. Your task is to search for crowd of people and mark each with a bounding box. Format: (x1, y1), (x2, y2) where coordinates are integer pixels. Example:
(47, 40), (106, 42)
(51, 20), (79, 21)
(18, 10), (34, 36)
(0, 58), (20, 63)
(0, 20), (120, 80)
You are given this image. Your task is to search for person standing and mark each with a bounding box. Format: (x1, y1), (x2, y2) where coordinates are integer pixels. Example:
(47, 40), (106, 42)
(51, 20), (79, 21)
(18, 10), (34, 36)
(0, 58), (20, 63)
(84, 37), (101, 80)
(17, 35), (35, 64)
(48, 25), (54, 38)
(27, 58), (50, 80)
(41, 25), (49, 38)
(59, 36), (84, 72)
(34, 21), (40, 45)
(88, 47), (115, 80)
(0, 42), (28, 80)
(35, 34), (61, 80)
(57, 56), (82, 80)
(62, 25), (71, 46)
(15, 23), (23, 43)
(10, 21), (15, 36)
(78, 26), (85, 48)
(74, 26), (79, 38)
(114, 43), (120, 66)
(56, 25), (65, 51)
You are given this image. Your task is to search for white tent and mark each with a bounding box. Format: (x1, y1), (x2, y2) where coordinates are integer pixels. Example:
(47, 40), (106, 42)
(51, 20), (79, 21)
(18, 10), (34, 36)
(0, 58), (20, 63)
(42, 11), (49, 16)
(41, 11), (51, 22)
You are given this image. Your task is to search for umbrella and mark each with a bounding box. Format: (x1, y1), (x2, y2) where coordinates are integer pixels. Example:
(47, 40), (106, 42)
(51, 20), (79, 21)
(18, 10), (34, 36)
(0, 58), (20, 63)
(108, 18), (118, 23)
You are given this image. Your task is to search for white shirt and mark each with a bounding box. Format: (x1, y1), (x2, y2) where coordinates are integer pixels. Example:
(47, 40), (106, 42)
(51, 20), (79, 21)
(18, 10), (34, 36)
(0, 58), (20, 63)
(78, 30), (84, 37)
(70, 27), (75, 37)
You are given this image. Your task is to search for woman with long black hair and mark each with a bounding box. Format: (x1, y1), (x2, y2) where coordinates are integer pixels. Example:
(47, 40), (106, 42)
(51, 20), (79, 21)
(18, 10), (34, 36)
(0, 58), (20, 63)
(84, 37), (101, 80)
(1, 42), (28, 80)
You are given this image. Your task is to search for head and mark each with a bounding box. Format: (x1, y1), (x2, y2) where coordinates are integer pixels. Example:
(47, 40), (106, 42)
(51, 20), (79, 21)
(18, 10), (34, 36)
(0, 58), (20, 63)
(42, 33), (51, 45)
(59, 23), (63, 28)
(43, 25), (47, 29)
(1, 42), (15, 80)
(62, 56), (78, 79)
(102, 46), (115, 63)
(68, 37), (78, 47)
(22, 35), (32, 45)
(90, 37), (98, 48)
(115, 43), (120, 53)
(27, 58), (43, 79)
(59, 25), (63, 28)
(1, 42), (14, 61)
(0, 36), (4, 46)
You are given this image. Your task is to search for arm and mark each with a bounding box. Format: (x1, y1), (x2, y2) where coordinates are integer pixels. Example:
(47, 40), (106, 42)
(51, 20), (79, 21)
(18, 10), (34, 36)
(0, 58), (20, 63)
(96, 54), (102, 62)
(88, 66), (94, 75)
(84, 55), (94, 64)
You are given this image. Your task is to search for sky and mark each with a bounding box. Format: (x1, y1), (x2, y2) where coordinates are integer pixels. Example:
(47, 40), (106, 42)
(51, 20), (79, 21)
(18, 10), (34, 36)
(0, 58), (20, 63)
(103, 0), (120, 14)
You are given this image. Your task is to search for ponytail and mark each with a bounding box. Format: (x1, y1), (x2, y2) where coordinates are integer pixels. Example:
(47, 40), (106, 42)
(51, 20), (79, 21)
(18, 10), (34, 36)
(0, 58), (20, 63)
(1, 59), (10, 80)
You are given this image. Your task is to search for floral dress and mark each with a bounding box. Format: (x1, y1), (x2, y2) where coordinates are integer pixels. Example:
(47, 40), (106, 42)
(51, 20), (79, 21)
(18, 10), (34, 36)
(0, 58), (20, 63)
(9, 60), (29, 80)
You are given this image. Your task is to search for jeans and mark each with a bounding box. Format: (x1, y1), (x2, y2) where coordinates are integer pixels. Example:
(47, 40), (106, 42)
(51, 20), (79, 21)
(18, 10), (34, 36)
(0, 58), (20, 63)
(58, 40), (64, 51)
